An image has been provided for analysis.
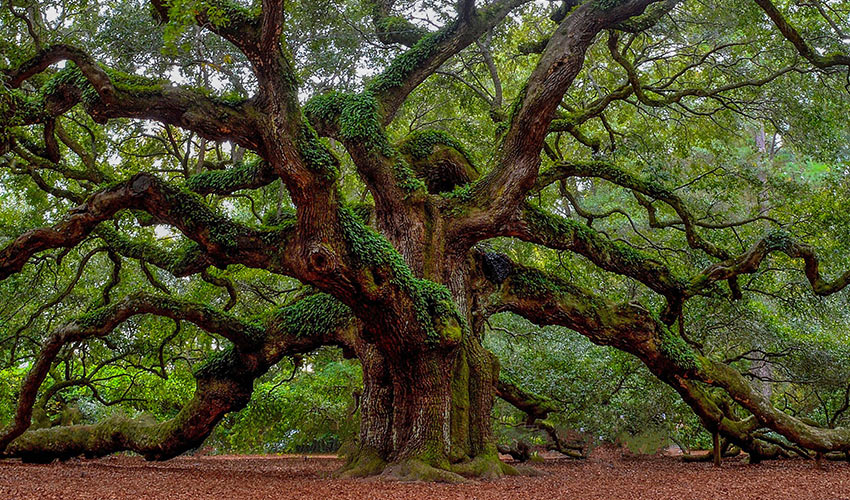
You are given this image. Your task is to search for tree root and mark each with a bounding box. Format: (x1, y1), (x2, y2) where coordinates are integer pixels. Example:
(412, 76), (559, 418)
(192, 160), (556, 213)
(382, 459), (466, 483)
(336, 448), (536, 482)
(334, 447), (387, 478)
(451, 453), (518, 479)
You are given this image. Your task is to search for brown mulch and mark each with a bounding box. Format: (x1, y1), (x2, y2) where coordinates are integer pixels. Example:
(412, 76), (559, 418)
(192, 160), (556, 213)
(1, 447), (849, 500)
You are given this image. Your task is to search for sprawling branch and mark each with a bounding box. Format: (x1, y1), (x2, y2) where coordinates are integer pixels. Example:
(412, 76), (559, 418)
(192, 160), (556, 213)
(465, 0), (662, 226)
(503, 203), (686, 317)
(0, 292), (265, 452)
(1, 292), (360, 461)
(692, 231), (850, 297)
(534, 161), (732, 260)
(94, 226), (212, 278)
(3, 45), (264, 151)
(0, 173), (291, 281)
(369, 0), (429, 47)
(474, 250), (850, 457)
(367, 0), (533, 124)
(496, 376), (558, 421)
(753, 0), (850, 69)
(496, 375), (587, 458)
(605, 31), (803, 113)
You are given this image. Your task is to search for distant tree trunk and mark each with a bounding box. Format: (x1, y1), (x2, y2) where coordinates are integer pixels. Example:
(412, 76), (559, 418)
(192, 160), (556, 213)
(713, 431), (722, 467)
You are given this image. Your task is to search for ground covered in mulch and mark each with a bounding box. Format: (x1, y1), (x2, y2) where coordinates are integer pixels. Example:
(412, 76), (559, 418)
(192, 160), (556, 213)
(1, 448), (849, 500)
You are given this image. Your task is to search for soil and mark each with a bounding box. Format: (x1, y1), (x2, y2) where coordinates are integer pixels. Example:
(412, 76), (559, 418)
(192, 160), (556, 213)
(1, 447), (849, 500)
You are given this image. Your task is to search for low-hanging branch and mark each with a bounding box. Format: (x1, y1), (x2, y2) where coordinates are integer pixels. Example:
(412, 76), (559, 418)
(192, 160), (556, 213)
(0, 291), (265, 453)
(0, 173), (291, 281)
(473, 249), (850, 457)
(503, 203), (687, 318)
(1, 291), (361, 462)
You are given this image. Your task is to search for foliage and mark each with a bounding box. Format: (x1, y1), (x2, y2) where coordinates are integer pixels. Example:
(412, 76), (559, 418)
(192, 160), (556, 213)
(1, 0), (849, 464)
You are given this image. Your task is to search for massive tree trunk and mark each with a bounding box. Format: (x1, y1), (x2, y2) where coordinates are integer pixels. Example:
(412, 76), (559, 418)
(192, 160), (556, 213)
(338, 205), (509, 481)
(342, 335), (506, 481)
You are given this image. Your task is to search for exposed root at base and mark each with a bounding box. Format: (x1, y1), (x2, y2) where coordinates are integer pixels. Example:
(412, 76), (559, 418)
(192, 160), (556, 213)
(336, 450), (543, 482)
(382, 459), (466, 483)
(451, 454), (517, 479)
(334, 448), (387, 478)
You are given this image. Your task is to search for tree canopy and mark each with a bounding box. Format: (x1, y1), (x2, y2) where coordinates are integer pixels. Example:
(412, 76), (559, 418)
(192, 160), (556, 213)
(1, 0), (850, 481)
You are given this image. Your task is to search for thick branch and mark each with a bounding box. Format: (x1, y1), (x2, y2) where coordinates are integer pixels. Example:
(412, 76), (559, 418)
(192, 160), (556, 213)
(692, 231), (850, 297)
(753, 0), (850, 69)
(501, 204), (686, 316)
(4, 45), (264, 151)
(367, 0), (532, 124)
(0, 173), (290, 281)
(0, 292), (264, 453)
(467, 0), (662, 225)
(184, 159), (277, 195)
(496, 376), (558, 420)
(150, 0), (261, 59)
(475, 250), (850, 456)
(2, 292), (360, 460)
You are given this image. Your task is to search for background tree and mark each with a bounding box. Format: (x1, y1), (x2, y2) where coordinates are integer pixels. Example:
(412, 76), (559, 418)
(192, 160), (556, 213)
(1, 0), (850, 481)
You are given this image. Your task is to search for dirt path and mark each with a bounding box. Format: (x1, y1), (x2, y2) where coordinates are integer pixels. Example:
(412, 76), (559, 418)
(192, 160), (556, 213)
(1, 451), (848, 499)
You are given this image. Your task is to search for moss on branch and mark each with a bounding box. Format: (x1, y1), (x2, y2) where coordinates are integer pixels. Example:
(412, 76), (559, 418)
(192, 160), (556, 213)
(184, 159), (273, 194)
(338, 207), (465, 342)
(304, 91), (426, 194)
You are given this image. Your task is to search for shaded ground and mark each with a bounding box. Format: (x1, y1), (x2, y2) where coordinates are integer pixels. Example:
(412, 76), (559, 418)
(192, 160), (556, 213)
(1, 448), (849, 500)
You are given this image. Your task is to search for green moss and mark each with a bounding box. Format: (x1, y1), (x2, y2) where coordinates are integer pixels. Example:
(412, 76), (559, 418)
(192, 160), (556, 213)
(96, 225), (205, 275)
(75, 304), (115, 329)
(183, 84), (248, 106)
(505, 82), (530, 129)
(338, 207), (465, 342)
(659, 326), (698, 370)
(39, 65), (98, 106)
(524, 204), (656, 266)
(399, 130), (476, 167)
(296, 117), (340, 180)
(305, 91), (388, 153)
(304, 92), (425, 194)
(167, 0), (259, 29)
(444, 183), (474, 202)
(509, 266), (580, 299)
(449, 452), (505, 479)
(104, 67), (166, 95)
(195, 344), (239, 378)
(348, 202), (374, 223)
(261, 206), (296, 227)
(392, 157), (427, 193)
(336, 446), (388, 478)
(763, 230), (793, 251)
(210, 90), (248, 107)
(157, 181), (257, 253)
(268, 293), (353, 338)
(449, 349), (471, 461)
(366, 25), (456, 95)
(185, 159), (267, 193)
